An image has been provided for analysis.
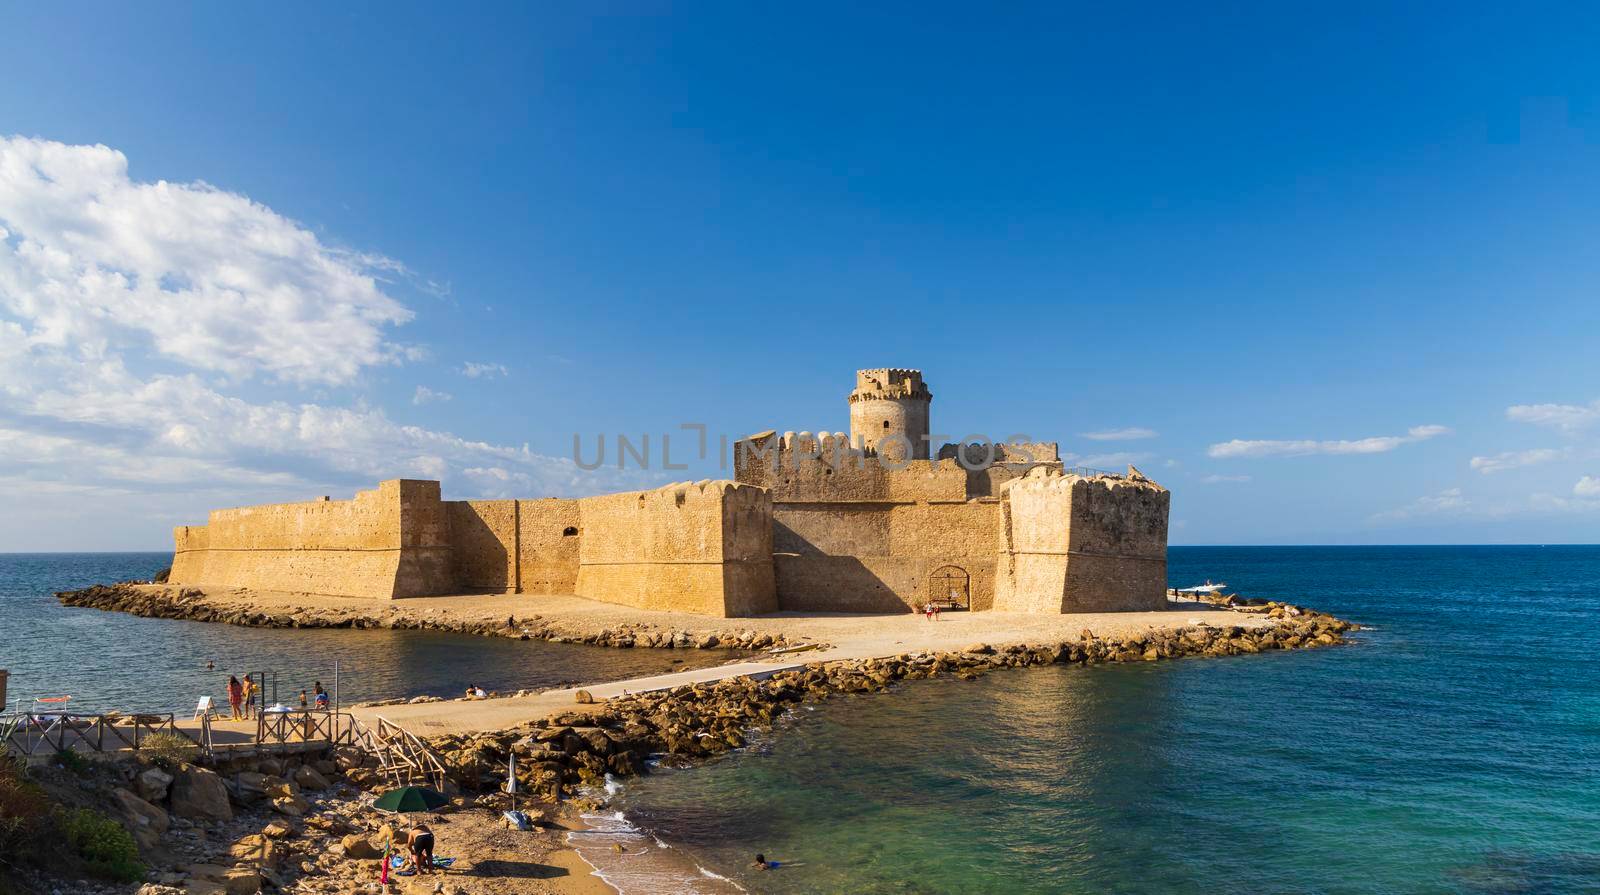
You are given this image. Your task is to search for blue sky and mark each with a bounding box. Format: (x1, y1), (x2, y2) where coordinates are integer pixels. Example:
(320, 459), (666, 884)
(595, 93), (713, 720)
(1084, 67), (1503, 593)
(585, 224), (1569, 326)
(1, 3), (1598, 549)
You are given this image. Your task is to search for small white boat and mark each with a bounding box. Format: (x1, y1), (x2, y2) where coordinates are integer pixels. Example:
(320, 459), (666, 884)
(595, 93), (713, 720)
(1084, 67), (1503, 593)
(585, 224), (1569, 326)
(1175, 582), (1227, 594)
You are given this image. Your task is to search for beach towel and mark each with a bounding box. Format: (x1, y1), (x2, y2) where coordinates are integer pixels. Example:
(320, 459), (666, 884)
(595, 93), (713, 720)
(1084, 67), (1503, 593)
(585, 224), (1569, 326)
(390, 855), (454, 870)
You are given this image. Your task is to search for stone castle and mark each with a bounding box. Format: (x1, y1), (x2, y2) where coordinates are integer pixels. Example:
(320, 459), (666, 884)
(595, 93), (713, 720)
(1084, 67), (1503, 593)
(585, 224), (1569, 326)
(169, 369), (1170, 617)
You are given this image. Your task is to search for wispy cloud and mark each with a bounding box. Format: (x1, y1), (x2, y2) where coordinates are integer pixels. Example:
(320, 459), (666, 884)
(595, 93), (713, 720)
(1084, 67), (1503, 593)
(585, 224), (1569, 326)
(1506, 399), (1600, 434)
(1577, 476), (1600, 498)
(460, 362), (509, 379)
(412, 385), (452, 405)
(1065, 451), (1154, 470)
(1469, 448), (1568, 474)
(1371, 487), (1469, 522)
(1208, 425), (1450, 459)
(1080, 427), (1157, 441)
(1201, 474), (1251, 484)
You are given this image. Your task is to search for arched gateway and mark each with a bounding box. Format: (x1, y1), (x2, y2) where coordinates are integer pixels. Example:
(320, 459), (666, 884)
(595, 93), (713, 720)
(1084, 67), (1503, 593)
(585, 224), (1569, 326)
(929, 565), (970, 610)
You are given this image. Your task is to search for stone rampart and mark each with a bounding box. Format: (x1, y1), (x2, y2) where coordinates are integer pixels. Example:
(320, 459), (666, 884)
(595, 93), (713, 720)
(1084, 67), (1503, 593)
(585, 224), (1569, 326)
(444, 500), (518, 592)
(517, 499), (581, 594)
(169, 480), (453, 599)
(994, 468), (1169, 612)
(574, 481), (777, 617)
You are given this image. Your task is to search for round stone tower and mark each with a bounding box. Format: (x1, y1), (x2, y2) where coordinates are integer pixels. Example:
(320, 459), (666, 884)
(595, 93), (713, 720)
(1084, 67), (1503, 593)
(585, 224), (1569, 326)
(848, 368), (932, 460)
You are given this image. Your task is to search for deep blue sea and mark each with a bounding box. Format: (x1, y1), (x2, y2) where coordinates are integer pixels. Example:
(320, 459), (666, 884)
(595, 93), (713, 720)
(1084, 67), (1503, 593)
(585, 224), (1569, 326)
(595, 546), (1600, 894)
(0, 552), (722, 714)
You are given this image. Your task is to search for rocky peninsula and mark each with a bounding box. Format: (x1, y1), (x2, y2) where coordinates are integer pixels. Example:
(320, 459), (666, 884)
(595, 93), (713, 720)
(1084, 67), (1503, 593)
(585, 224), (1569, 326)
(41, 580), (1356, 894)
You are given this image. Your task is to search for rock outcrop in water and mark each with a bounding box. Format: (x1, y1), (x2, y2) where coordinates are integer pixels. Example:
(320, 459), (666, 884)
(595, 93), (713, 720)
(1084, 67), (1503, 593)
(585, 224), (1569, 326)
(55, 582), (795, 651)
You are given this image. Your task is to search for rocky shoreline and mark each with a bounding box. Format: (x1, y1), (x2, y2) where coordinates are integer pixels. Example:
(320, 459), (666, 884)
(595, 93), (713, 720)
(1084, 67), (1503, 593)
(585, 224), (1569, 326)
(40, 581), (1357, 893)
(7, 735), (597, 895)
(424, 603), (1357, 801)
(56, 583), (799, 652)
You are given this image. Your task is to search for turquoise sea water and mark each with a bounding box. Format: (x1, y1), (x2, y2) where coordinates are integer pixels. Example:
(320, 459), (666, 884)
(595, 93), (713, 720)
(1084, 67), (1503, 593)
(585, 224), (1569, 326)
(606, 546), (1600, 894)
(0, 552), (725, 714)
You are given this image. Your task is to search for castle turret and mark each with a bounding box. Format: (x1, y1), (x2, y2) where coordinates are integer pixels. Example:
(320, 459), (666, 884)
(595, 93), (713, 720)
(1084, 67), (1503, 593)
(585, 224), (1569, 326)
(848, 368), (932, 460)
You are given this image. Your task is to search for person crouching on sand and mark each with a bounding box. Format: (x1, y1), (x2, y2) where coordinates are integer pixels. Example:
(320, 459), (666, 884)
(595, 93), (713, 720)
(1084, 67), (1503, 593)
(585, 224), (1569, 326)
(226, 676), (243, 721)
(407, 822), (435, 874)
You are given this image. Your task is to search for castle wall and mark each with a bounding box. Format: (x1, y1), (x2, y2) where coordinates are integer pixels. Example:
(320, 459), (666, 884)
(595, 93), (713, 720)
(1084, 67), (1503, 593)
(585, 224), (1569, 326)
(517, 499), (581, 594)
(444, 500), (518, 592)
(994, 471), (1169, 613)
(168, 479), (453, 599)
(574, 482), (776, 617)
(769, 499), (1001, 613)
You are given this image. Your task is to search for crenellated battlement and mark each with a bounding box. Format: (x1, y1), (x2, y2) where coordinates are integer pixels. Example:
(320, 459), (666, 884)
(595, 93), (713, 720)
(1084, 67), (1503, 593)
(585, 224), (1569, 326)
(849, 368), (932, 403)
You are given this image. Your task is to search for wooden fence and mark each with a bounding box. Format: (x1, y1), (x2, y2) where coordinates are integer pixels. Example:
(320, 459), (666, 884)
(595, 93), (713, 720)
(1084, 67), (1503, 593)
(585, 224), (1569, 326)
(4, 708), (450, 792)
(1, 711), (209, 757)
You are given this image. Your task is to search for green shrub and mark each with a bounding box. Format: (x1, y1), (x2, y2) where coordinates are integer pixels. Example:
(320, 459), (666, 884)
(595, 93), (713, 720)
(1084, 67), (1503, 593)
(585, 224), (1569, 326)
(59, 808), (144, 883)
(138, 731), (197, 770)
(53, 748), (89, 775)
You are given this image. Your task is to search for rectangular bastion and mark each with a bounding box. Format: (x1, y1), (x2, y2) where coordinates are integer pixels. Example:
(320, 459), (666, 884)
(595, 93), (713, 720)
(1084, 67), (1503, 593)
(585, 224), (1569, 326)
(573, 481), (777, 617)
(993, 471), (1170, 613)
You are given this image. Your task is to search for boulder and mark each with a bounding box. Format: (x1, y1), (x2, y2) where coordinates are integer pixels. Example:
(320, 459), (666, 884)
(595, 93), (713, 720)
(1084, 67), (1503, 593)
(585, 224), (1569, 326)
(170, 764), (233, 822)
(112, 787), (169, 849)
(574, 689), (596, 704)
(340, 833), (383, 860)
(271, 793), (310, 816)
(135, 766), (174, 802)
(228, 833), (280, 868)
(292, 765), (331, 791)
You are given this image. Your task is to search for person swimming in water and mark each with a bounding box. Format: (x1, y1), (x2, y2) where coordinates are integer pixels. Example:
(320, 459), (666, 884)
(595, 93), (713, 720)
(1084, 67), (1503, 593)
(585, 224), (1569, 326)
(752, 853), (780, 870)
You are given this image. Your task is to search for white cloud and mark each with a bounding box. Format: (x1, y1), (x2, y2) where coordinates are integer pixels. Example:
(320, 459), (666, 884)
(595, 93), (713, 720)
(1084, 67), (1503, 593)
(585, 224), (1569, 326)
(1208, 425), (1450, 459)
(412, 385), (452, 405)
(0, 136), (413, 385)
(1506, 400), (1600, 433)
(1469, 448), (1568, 474)
(1201, 474), (1250, 484)
(1576, 476), (1600, 498)
(460, 362), (509, 379)
(1371, 487), (1469, 522)
(1080, 427), (1157, 441)
(0, 138), (645, 547)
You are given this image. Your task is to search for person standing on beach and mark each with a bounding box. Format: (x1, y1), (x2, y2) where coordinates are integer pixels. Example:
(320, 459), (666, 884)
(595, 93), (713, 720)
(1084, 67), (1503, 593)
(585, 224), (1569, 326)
(241, 675), (258, 719)
(298, 689), (308, 709)
(226, 675), (244, 721)
(313, 682), (328, 709)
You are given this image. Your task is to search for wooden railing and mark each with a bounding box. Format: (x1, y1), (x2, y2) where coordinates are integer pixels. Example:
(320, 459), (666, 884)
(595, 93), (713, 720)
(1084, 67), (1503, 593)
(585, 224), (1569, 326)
(1, 711), (203, 757)
(4, 707), (449, 794)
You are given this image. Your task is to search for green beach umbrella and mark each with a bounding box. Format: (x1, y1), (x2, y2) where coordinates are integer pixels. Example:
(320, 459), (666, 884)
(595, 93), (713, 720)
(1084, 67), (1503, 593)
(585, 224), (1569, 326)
(373, 786), (448, 813)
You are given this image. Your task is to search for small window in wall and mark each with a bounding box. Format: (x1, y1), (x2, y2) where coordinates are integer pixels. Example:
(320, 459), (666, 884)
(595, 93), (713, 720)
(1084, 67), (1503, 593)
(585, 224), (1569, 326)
(883, 420), (890, 428)
(562, 526), (578, 537)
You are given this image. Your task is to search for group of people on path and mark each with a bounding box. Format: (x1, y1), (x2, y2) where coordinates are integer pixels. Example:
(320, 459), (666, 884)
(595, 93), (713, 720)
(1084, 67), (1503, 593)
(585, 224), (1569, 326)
(219, 669), (327, 721)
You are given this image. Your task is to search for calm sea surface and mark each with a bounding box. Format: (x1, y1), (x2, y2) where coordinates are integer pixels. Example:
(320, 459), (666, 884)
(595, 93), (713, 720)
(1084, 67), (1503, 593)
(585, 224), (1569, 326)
(598, 546), (1600, 894)
(0, 552), (726, 714)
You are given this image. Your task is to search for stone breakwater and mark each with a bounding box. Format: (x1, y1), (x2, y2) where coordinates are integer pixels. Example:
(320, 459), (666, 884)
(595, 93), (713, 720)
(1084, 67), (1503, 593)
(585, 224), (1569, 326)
(426, 604), (1357, 803)
(55, 582), (796, 651)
